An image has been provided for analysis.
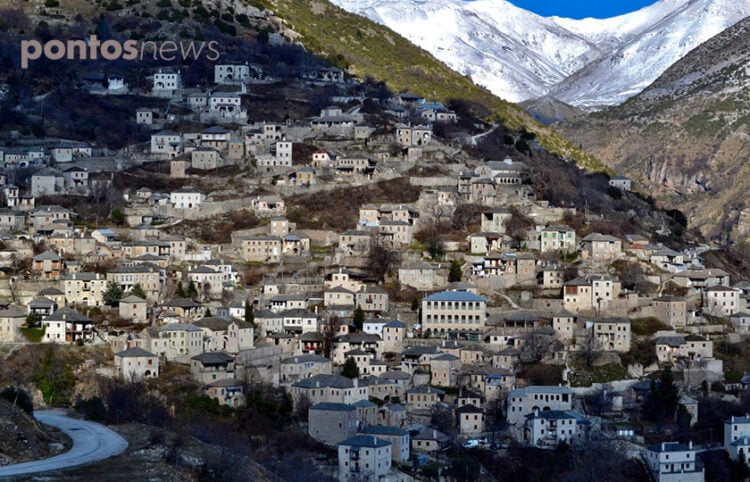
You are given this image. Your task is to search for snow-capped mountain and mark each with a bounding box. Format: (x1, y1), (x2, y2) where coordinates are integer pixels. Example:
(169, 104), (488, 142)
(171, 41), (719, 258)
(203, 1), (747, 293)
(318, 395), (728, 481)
(330, 0), (750, 108)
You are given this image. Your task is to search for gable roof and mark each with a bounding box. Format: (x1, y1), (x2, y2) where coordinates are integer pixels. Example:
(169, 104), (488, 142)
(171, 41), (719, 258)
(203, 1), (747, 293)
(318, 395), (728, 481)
(115, 346), (156, 358)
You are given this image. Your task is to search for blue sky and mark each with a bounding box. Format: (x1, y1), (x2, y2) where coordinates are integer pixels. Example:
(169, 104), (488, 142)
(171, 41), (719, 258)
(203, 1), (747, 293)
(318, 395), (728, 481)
(505, 0), (659, 19)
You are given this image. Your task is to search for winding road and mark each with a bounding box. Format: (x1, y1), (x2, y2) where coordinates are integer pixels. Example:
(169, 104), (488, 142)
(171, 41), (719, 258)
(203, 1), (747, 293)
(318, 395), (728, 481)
(0, 410), (128, 478)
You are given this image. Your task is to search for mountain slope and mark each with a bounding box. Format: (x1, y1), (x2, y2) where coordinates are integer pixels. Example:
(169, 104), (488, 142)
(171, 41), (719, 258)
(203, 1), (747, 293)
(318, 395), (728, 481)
(329, 0), (750, 108)
(557, 16), (750, 243)
(257, 0), (608, 172)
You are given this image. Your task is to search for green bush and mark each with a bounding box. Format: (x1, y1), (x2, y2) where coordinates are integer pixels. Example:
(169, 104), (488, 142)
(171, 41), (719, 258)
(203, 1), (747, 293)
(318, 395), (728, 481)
(44, 0), (60, 7)
(21, 326), (45, 342)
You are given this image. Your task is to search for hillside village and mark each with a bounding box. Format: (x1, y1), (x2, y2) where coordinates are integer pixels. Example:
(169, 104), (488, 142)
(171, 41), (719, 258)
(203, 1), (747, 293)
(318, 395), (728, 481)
(1, 15), (750, 482)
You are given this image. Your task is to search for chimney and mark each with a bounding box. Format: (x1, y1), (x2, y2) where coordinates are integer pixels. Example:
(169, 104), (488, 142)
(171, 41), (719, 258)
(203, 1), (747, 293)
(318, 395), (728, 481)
(433, 430), (437, 439)
(353, 378), (358, 388)
(661, 442), (665, 451)
(689, 441), (693, 449)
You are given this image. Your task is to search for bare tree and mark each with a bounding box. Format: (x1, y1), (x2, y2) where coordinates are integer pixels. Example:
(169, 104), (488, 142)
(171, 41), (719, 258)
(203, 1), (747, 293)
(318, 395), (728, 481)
(366, 240), (401, 282)
(520, 328), (559, 364)
(321, 315), (344, 359)
(579, 329), (602, 367)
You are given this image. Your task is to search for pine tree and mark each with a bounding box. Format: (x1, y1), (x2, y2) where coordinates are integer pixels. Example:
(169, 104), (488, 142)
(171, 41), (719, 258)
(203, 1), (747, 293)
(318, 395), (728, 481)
(205, 307), (212, 317)
(353, 305), (365, 331)
(245, 300), (255, 326)
(103, 281), (124, 307)
(131, 283), (147, 299)
(176, 281), (186, 298)
(643, 364), (679, 422)
(187, 280), (198, 299)
(341, 357), (359, 379)
(448, 260), (462, 283)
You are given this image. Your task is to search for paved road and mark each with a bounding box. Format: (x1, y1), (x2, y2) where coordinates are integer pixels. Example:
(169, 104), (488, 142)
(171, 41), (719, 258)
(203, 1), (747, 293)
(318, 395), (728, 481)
(0, 410), (128, 478)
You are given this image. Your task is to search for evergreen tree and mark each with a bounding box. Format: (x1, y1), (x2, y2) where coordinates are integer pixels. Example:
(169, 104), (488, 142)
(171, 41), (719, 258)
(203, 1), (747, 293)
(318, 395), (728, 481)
(187, 280), (198, 299)
(353, 305), (365, 331)
(176, 281), (186, 298)
(205, 307), (212, 317)
(341, 357), (359, 379)
(448, 260), (462, 283)
(103, 281), (124, 307)
(643, 364), (679, 422)
(131, 283), (147, 299)
(245, 300), (255, 326)
(734, 451), (750, 480)
(25, 312), (42, 328)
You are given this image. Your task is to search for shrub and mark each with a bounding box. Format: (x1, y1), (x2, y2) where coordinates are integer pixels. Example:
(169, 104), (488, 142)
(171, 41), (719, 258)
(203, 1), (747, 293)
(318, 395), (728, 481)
(0, 387), (34, 414)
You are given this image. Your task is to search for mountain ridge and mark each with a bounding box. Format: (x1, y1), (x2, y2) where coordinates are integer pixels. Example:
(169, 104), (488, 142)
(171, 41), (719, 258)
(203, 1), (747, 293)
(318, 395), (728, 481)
(556, 16), (750, 244)
(330, 0), (750, 108)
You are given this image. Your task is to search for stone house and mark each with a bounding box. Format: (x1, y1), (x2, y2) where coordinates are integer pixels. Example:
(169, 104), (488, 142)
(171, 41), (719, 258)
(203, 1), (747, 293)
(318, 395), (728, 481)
(42, 307), (94, 345)
(421, 290), (487, 335)
(289, 374), (369, 407)
(381, 320), (405, 353)
(704, 286), (741, 317)
(241, 236), (281, 262)
(725, 416), (750, 462)
(0, 305), (26, 343)
(280, 354), (333, 383)
(395, 124), (432, 147)
(411, 428), (451, 453)
(643, 442), (703, 482)
(118, 295), (149, 323)
(114, 346), (159, 380)
(540, 225), (576, 253)
(506, 386), (573, 425)
(356, 285), (389, 313)
(309, 402), (359, 446)
(150, 130), (182, 158)
(190, 147), (223, 170)
(360, 425), (410, 462)
(145, 323), (203, 363)
(581, 233), (622, 262)
(205, 378), (246, 408)
(653, 296), (688, 329)
(338, 230), (373, 257)
(609, 175), (632, 191)
(592, 317), (631, 353)
(406, 385), (444, 411)
(337, 435), (392, 482)
(457, 404), (485, 436)
(428, 353), (461, 387)
(106, 264), (161, 300)
(170, 186), (205, 209)
(190, 351), (235, 385)
(524, 410), (582, 448)
(188, 265), (224, 299)
(32, 251), (63, 280)
(398, 261), (436, 291)
(0, 208), (25, 232)
(325, 286), (355, 308)
(214, 63), (251, 84)
(730, 312), (750, 334)
(31, 168), (65, 196)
